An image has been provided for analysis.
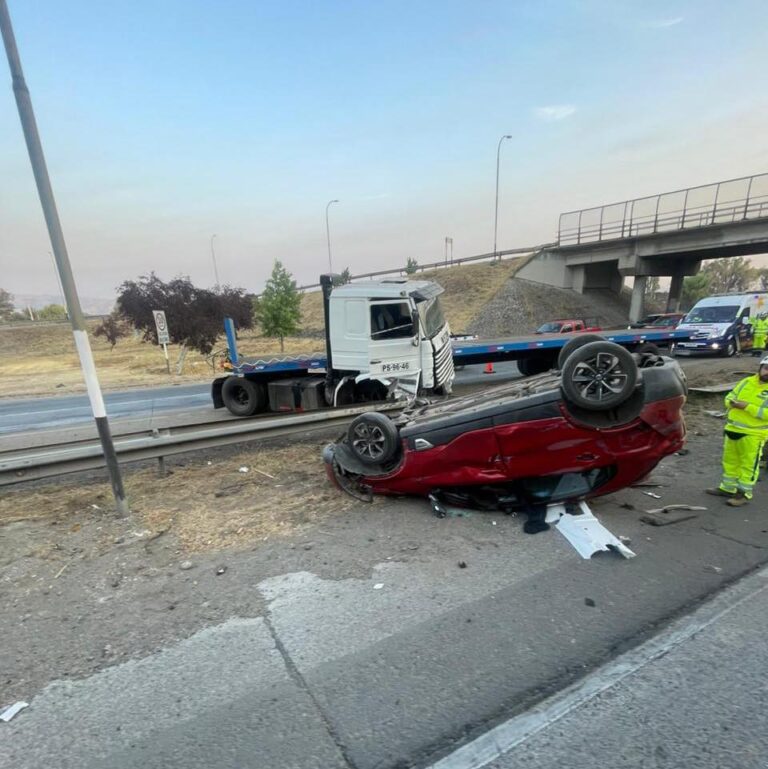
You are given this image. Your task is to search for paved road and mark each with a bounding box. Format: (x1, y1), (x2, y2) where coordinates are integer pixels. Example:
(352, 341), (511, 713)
(2, 437), (767, 768)
(481, 568), (768, 769)
(0, 363), (520, 434)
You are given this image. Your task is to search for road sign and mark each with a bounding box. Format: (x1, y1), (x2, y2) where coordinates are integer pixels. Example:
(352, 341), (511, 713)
(153, 310), (170, 345)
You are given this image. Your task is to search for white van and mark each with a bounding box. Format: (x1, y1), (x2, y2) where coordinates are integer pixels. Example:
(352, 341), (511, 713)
(675, 292), (768, 356)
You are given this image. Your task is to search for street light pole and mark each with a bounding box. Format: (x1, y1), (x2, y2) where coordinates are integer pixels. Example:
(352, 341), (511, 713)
(493, 134), (512, 262)
(0, 0), (128, 515)
(210, 234), (220, 289)
(49, 250), (68, 317)
(325, 199), (339, 273)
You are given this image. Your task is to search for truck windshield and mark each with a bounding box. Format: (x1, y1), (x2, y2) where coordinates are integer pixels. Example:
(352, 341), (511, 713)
(683, 306), (739, 324)
(536, 322), (562, 333)
(420, 297), (446, 338)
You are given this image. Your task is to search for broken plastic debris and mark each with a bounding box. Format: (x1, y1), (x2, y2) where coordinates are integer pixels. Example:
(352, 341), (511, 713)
(642, 491), (662, 499)
(238, 466), (249, 473)
(0, 701), (29, 722)
(373, 583), (384, 590)
(553, 501), (636, 560)
(704, 410), (726, 418)
(645, 504), (706, 515)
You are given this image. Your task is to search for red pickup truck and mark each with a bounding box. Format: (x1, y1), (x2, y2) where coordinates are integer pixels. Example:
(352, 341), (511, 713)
(535, 319), (601, 334)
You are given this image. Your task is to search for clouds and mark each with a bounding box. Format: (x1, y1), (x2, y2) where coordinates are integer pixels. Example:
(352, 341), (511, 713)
(534, 104), (577, 122)
(646, 16), (684, 29)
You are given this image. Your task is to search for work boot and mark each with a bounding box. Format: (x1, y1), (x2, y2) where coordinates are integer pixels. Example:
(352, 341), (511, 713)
(705, 488), (736, 498)
(727, 493), (750, 507)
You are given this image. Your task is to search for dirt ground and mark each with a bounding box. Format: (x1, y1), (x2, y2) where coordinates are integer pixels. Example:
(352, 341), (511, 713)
(0, 353), (761, 706)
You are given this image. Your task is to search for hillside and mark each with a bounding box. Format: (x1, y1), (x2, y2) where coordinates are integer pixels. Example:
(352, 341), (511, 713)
(298, 259), (523, 335)
(467, 278), (631, 337)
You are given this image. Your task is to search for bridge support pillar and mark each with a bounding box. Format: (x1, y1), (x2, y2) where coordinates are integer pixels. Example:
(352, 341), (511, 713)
(667, 270), (685, 312)
(630, 276), (646, 323)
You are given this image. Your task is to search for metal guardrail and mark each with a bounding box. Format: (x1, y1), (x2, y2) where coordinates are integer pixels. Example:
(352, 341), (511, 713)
(0, 404), (398, 486)
(558, 172), (768, 247)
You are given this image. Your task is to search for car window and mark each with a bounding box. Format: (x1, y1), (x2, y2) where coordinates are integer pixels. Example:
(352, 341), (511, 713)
(370, 302), (414, 339)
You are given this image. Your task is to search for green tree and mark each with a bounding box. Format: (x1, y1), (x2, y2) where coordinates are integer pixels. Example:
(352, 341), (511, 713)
(259, 260), (301, 351)
(93, 311), (129, 350)
(755, 268), (768, 291)
(699, 257), (755, 295)
(333, 267), (352, 286)
(643, 276), (661, 310)
(0, 289), (13, 321)
(37, 303), (68, 320)
(405, 257), (418, 275)
(681, 273), (711, 310)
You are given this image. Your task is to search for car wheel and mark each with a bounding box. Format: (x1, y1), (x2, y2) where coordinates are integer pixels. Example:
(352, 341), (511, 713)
(557, 334), (605, 370)
(721, 338), (736, 358)
(561, 341), (639, 411)
(221, 377), (268, 416)
(347, 412), (400, 465)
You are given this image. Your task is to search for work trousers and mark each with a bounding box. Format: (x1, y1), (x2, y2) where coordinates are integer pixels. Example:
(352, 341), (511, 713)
(719, 432), (765, 499)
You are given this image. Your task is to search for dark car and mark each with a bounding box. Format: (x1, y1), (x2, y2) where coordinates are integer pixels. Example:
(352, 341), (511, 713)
(324, 340), (687, 513)
(630, 313), (684, 329)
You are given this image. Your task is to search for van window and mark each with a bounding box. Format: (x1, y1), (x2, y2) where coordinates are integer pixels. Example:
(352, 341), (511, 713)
(683, 305), (739, 323)
(370, 302), (414, 339)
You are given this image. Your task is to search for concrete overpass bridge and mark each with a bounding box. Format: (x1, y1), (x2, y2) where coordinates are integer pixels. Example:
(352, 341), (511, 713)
(517, 172), (768, 321)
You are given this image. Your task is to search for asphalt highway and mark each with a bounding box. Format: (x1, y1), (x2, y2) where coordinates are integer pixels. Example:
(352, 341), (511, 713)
(0, 362), (521, 434)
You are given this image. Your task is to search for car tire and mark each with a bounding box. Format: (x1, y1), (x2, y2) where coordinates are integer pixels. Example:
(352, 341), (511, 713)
(557, 334), (605, 370)
(561, 341), (639, 411)
(347, 412), (400, 466)
(721, 338), (737, 358)
(221, 377), (268, 416)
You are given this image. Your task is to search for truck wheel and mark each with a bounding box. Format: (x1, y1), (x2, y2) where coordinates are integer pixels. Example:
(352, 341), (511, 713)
(561, 341), (638, 411)
(221, 377), (268, 416)
(517, 357), (552, 377)
(347, 412), (399, 466)
(557, 334), (605, 370)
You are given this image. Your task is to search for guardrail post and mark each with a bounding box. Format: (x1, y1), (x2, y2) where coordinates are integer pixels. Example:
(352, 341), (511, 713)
(577, 211), (583, 244)
(653, 195), (661, 233)
(598, 207), (604, 240)
(157, 456), (166, 477)
(711, 182), (721, 224)
(743, 176), (754, 220)
(680, 188), (689, 229)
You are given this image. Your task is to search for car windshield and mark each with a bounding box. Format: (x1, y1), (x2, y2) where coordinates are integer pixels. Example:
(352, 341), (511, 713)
(420, 297), (446, 338)
(683, 305), (739, 324)
(536, 322), (562, 333)
(651, 316), (679, 326)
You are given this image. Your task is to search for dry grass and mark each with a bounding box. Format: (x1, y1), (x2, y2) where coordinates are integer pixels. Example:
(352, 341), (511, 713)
(0, 440), (357, 553)
(299, 259), (521, 334)
(0, 259), (521, 398)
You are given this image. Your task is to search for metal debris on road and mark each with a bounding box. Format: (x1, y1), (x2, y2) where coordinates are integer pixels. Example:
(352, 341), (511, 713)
(215, 565), (227, 575)
(642, 491), (662, 499)
(373, 583), (384, 590)
(645, 504), (707, 515)
(550, 501), (636, 559)
(0, 701), (29, 722)
(640, 506), (702, 526)
(703, 410), (726, 418)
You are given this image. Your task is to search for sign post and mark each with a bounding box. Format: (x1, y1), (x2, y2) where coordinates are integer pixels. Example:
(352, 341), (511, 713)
(153, 310), (170, 374)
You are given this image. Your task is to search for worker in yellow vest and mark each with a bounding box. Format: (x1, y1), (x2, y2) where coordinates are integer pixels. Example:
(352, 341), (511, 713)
(751, 312), (768, 355)
(707, 355), (768, 506)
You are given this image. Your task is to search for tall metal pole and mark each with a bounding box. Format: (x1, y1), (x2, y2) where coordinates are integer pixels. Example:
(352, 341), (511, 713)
(1, 0), (128, 515)
(49, 250), (68, 316)
(210, 233), (220, 289)
(325, 199), (339, 273)
(493, 134), (512, 262)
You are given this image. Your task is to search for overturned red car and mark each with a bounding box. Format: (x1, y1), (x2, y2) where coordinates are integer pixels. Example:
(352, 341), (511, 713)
(323, 340), (687, 513)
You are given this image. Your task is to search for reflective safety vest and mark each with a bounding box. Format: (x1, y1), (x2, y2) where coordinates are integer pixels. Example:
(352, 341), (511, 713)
(725, 375), (768, 436)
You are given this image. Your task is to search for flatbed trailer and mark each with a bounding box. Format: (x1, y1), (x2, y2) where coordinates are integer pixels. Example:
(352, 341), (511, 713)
(223, 324), (691, 379)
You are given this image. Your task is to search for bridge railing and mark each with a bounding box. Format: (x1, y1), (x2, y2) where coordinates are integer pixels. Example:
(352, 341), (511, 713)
(558, 172), (768, 246)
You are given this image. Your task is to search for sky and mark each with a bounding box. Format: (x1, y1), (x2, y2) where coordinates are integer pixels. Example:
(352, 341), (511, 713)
(1, 0), (767, 300)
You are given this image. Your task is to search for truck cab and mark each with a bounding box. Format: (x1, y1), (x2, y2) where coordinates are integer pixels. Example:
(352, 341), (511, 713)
(327, 277), (454, 398)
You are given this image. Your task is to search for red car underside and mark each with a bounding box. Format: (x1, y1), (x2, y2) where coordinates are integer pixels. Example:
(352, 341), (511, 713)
(355, 397), (685, 500)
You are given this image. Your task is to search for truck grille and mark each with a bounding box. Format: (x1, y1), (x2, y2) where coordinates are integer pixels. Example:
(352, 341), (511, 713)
(433, 339), (454, 387)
